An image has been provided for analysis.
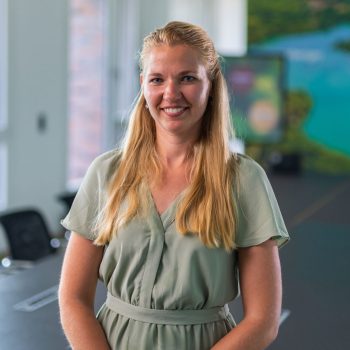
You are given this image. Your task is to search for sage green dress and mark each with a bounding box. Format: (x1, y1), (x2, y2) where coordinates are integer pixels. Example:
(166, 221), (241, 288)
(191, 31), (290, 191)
(61, 150), (289, 350)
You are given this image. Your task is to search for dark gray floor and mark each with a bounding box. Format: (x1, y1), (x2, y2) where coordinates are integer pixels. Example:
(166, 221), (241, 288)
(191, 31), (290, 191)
(267, 172), (350, 350)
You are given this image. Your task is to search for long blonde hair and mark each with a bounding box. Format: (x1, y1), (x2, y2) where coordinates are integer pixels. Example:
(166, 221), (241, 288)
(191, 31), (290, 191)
(95, 21), (238, 250)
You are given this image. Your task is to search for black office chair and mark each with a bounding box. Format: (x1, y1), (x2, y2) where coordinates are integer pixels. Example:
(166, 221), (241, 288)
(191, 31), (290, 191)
(56, 191), (77, 218)
(0, 208), (57, 261)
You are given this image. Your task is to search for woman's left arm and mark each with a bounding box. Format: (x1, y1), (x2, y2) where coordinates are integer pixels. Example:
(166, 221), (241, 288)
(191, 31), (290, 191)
(211, 239), (282, 350)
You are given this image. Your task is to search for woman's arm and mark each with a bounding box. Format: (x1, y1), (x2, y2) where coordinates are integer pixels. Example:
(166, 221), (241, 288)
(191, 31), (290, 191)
(58, 232), (111, 350)
(212, 239), (282, 350)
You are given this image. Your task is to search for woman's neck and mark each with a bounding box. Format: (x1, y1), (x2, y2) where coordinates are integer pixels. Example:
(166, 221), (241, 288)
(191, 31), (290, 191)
(155, 135), (194, 170)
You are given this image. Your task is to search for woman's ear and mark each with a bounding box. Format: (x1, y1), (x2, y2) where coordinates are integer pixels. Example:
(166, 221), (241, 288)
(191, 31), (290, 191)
(140, 74), (144, 87)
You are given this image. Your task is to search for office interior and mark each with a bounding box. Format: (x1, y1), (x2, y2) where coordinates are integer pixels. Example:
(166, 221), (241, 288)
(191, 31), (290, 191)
(1, 1), (350, 349)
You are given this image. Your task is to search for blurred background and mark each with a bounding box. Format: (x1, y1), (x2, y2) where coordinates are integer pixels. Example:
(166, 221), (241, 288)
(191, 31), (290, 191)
(0, 1), (349, 349)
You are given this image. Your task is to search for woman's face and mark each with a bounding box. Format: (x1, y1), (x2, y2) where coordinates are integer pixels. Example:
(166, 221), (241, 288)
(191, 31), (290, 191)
(141, 44), (211, 141)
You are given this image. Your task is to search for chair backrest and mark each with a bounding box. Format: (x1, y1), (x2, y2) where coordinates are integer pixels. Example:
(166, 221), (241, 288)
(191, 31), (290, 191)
(0, 208), (56, 261)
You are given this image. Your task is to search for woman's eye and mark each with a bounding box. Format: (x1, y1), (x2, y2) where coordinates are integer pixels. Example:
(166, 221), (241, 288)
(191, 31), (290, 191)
(149, 77), (163, 84)
(182, 75), (196, 82)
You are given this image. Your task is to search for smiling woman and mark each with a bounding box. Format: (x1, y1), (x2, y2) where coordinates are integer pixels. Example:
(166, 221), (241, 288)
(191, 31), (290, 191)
(141, 45), (211, 141)
(58, 21), (289, 350)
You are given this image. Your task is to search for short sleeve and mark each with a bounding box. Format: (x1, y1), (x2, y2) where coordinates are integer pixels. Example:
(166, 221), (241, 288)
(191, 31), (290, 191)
(234, 155), (289, 248)
(61, 150), (121, 240)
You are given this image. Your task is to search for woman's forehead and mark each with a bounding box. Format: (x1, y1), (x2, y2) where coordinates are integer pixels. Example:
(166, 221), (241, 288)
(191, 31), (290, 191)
(143, 44), (207, 73)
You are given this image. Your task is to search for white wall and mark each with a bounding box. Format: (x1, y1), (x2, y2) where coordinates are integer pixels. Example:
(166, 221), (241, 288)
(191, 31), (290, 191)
(1, 0), (68, 255)
(138, 0), (247, 58)
(108, 0), (247, 140)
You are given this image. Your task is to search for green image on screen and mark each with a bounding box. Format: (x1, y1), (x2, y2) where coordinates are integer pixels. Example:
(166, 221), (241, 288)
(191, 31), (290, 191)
(222, 55), (285, 143)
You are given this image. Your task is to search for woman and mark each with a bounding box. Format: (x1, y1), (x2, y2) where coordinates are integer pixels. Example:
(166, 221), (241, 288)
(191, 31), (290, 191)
(59, 21), (289, 350)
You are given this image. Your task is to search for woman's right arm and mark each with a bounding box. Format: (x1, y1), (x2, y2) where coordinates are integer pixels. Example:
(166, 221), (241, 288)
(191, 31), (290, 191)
(58, 232), (111, 350)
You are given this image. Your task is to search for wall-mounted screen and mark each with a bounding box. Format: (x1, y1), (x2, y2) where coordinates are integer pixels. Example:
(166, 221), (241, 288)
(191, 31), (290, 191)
(222, 54), (285, 143)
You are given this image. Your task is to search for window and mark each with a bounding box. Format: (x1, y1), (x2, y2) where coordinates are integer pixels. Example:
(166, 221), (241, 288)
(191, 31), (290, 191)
(0, 145), (7, 210)
(67, 0), (107, 189)
(0, 0), (8, 132)
(0, 0), (8, 210)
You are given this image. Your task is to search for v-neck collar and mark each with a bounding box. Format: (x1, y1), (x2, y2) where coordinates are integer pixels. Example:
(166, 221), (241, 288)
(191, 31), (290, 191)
(148, 189), (184, 231)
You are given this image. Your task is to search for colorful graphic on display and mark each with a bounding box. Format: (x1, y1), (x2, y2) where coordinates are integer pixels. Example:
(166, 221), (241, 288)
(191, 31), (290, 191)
(222, 55), (285, 143)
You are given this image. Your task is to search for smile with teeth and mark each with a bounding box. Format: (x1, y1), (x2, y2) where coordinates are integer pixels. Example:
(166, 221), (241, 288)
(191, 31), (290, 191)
(162, 107), (188, 116)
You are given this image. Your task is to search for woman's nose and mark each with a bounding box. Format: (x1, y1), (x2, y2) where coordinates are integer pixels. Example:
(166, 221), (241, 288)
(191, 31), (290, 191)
(163, 80), (181, 100)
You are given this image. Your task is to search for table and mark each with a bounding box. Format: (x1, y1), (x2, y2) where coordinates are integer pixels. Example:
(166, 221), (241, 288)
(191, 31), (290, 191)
(0, 248), (106, 350)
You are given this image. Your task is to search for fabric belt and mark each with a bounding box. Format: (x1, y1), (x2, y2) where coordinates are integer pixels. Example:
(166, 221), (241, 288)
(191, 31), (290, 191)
(105, 292), (231, 325)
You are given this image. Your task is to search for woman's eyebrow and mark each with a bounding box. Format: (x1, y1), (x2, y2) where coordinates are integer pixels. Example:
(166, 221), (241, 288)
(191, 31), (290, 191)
(148, 70), (198, 76)
(178, 70), (198, 75)
(147, 72), (162, 76)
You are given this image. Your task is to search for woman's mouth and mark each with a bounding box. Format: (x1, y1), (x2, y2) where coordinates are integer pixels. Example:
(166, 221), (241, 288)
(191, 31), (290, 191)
(162, 107), (188, 117)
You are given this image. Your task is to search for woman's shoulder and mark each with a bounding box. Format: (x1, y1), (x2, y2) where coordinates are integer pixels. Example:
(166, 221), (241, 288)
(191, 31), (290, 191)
(232, 153), (266, 177)
(92, 148), (122, 165)
(86, 148), (123, 183)
(230, 153), (271, 197)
